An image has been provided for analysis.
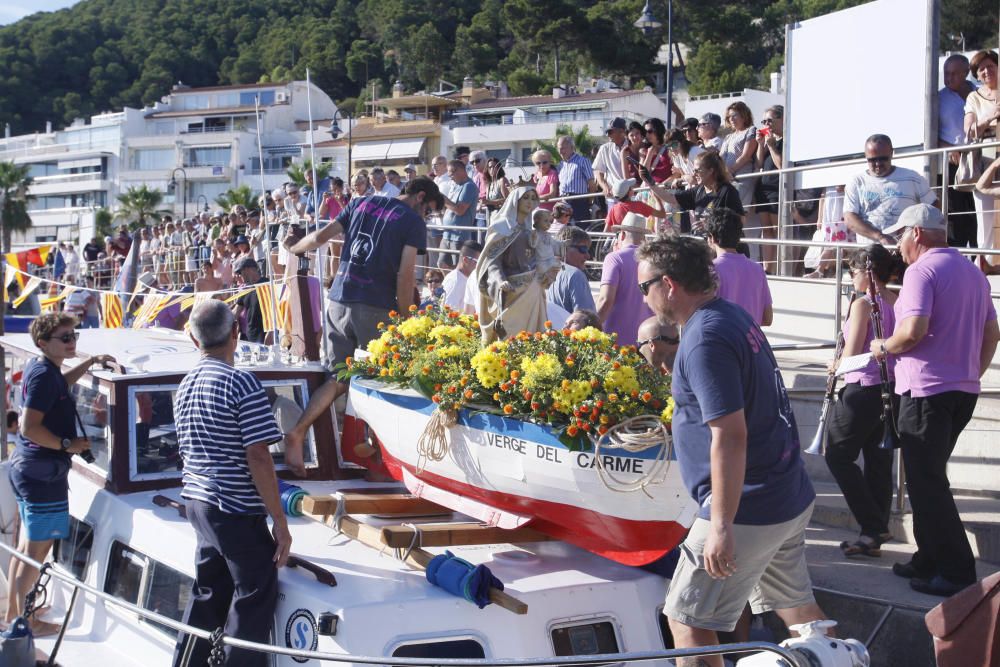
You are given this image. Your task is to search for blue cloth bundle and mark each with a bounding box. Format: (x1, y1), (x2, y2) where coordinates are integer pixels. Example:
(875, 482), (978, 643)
(425, 550), (504, 609)
(278, 479), (306, 517)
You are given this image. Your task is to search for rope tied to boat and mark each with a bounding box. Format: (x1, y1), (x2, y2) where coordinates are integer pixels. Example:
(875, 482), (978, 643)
(395, 523), (423, 563)
(593, 414), (672, 497)
(415, 408), (457, 473)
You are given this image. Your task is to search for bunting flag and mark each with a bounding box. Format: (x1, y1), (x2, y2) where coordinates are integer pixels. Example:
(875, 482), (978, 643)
(40, 286), (76, 312)
(131, 295), (166, 329)
(5, 245), (52, 289)
(53, 249), (66, 280)
(256, 283), (277, 334)
(114, 236), (140, 308)
(223, 287), (254, 304)
(3, 264), (16, 302)
(12, 276), (43, 308)
(102, 292), (123, 329)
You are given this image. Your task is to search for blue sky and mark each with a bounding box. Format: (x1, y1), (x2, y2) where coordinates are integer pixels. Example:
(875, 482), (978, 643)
(0, 0), (79, 25)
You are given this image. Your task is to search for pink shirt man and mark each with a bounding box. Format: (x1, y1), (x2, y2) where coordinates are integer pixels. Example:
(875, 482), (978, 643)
(714, 252), (772, 326)
(600, 244), (652, 347)
(894, 247), (997, 397)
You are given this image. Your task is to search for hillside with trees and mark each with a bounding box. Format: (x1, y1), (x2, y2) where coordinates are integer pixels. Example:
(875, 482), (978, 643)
(0, 0), (994, 134)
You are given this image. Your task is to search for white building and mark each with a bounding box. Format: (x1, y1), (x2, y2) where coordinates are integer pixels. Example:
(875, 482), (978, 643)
(0, 80), (338, 248)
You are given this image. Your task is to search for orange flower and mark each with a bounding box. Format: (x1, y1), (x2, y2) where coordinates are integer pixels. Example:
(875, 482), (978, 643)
(612, 361), (621, 369)
(408, 305), (417, 312)
(581, 422), (591, 432)
(510, 370), (521, 380)
(432, 394), (442, 403)
(642, 391), (652, 402)
(530, 402), (541, 410)
(425, 304), (435, 311)
(421, 366), (431, 374)
(345, 356), (354, 366)
(523, 391), (533, 400)
(493, 392), (501, 401)
(503, 404), (514, 415)
(544, 320), (553, 328)
(447, 386), (457, 394)
(434, 384), (442, 391)
(598, 425), (609, 435)
(392, 353), (401, 361)
(567, 425), (579, 436)
(388, 310), (398, 318)
(600, 415), (609, 424)
(464, 389), (474, 399)
(500, 382), (510, 391)
(608, 393), (618, 402)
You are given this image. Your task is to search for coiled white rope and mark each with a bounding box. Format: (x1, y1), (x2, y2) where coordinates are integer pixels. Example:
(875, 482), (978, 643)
(593, 415), (672, 497)
(416, 408), (457, 473)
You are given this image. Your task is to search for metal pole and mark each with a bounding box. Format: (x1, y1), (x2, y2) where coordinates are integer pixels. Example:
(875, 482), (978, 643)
(833, 245), (843, 340)
(940, 151), (949, 220)
(305, 69), (330, 364)
(665, 0), (673, 120)
(253, 96), (283, 360)
(777, 22), (793, 276)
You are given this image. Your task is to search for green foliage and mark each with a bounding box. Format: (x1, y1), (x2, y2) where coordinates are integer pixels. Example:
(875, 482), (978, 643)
(94, 208), (114, 239)
(214, 184), (260, 211)
(0, 161), (33, 252)
(534, 125), (598, 164)
(286, 160), (333, 187)
(115, 185), (167, 228)
(0, 0), (993, 135)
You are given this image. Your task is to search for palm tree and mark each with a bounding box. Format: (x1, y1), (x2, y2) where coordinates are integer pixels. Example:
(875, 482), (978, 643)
(0, 161), (34, 253)
(215, 184), (259, 211)
(534, 124), (597, 165)
(115, 185), (169, 228)
(286, 159), (332, 187)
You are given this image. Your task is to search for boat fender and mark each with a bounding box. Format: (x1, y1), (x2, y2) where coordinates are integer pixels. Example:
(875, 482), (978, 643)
(278, 480), (307, 517)
(0, 616), (36, 666)
(426, 551), (504, 609)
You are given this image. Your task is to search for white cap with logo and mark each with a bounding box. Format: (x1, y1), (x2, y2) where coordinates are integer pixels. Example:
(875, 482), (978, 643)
(882, 203), (946, 236)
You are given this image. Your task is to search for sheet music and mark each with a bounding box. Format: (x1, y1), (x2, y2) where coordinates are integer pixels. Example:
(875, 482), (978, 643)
(836, 352), (873, 376)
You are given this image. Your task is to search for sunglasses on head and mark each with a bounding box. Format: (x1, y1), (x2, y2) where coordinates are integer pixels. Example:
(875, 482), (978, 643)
(47, 331), (80, 344)
(638, 274), (664, 296)
(638, 333), (679, 349)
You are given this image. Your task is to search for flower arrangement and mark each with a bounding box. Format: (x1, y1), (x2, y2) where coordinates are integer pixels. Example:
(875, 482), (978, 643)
(343, 304), (673, 449)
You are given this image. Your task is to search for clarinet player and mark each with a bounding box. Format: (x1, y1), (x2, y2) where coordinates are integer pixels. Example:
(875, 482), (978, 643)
(825, 245), (900, 558)
(874, 204), (1000, 596)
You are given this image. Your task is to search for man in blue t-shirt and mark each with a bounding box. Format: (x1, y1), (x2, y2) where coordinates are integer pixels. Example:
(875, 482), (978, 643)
(283, 177), (444, 458)
(440, 160), (480, 267)
(636, 235), (826, 663)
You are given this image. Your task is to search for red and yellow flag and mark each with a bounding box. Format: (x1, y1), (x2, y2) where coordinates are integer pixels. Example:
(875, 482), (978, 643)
(256, 283), (276, 333)
(102, 292), (123, 329)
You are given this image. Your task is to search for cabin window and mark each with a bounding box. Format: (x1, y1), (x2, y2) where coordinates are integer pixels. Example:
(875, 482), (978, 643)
(128, 386), (182, 481)
(71, 379), (111, 472)
(550, 619), (620, 657)
(54, 516), (94, 579)
(261, 380), (318, 470)
(391, 638), (486, 660)
(104, 541), (194, 638)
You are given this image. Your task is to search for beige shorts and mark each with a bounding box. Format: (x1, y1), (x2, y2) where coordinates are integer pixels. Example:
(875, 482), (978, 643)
(664, 502), (816, 632)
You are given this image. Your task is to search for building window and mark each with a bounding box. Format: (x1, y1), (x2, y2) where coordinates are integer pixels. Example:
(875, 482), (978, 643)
(391, 639), (486, 661)
(240, 91), (275, 106)
(130, 148), (174, 171)
(55, 516), (95, 579)
(104, 542), (145, 605)
(186, 147), (231, 168)
(249, 155), (293, 174)
(104, 541), (194, 638)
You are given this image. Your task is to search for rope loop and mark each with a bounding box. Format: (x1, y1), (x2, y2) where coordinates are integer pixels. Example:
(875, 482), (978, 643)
(416, 408), (457, 473)
(593, 415), (672, 497)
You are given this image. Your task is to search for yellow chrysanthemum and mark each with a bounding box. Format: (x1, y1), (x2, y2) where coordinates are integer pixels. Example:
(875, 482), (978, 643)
(430, 324), (471, 343)
(435, 345), (463, 359)
(605, 366), (640, 395)
(569, 326), (612, 346)
(398, 316), (434, 339)
(471, 348), (506, 387)
(661, 396), (675, 423)
(550, 380), (593, 413)
(367, 332), (392, 358)
(520, 353), (562, 390)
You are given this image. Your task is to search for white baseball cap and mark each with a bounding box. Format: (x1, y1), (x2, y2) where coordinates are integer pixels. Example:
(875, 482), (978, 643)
(883, 204), (946, 236)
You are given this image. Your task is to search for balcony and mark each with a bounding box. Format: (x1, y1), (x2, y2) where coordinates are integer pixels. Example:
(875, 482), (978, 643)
(29, 173), (109, 196)
(449, 111), (647, 146)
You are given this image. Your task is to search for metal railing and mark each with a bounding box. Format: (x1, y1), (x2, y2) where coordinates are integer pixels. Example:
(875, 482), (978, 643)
(0, 540), (795, 665)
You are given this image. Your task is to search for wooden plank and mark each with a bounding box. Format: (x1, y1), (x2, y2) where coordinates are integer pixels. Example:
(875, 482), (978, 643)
(301, 494), (446, 516)
(307, 509), (528, 615)
(380, 522), (551, 548)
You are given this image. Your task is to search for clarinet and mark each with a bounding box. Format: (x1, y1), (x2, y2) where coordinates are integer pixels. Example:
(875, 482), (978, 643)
(806, 290), (858, 455)
(866, 258), (899, 450)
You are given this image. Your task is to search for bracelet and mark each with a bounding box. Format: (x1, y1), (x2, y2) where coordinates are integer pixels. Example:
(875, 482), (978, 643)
(880, 342), (888, 356)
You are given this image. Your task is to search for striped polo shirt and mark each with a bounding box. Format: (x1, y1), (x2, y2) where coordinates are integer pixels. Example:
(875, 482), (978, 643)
(558, 152), (594, 195)
(176, 357), (283, 514)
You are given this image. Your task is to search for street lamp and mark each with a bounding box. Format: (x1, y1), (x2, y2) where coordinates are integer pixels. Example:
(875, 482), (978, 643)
(329, 109), (353, 183)
(634, 0), (673, 125)
(196, 194), (209, 213)
(167, 167), (188, 219)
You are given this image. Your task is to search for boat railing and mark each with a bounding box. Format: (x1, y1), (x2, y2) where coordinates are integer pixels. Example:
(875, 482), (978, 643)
(0, 540), (797, 666)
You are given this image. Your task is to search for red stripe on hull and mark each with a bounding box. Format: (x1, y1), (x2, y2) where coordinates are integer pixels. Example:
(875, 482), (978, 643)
(378, 445), (687, 566)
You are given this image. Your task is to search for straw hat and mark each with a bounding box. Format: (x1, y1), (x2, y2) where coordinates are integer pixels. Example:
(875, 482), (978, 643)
(608, 212), (649, 235)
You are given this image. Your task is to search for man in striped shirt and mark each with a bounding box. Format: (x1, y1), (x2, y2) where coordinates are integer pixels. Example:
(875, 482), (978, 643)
(557, 135), (595, 225)
(172, 299), (290, 667)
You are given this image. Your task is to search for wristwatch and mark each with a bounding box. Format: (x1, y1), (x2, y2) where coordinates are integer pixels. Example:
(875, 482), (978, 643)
(60, 438), (72, 451)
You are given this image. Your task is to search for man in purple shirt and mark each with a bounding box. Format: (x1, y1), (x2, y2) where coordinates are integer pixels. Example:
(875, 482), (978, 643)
(874, 204), (1000, 596)
(705, 209), (773, 326)
(597, 212), (652, 347)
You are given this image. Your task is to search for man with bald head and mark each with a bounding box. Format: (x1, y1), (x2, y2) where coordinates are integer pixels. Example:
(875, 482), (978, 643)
(637, 316), (679, 374)
(844, 134), (938, 245)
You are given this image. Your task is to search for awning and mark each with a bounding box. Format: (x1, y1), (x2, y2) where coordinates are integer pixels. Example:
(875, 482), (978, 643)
(352, 141), (391, 162)
(385, 137), (426, 160)
(540, 102), (606, 112)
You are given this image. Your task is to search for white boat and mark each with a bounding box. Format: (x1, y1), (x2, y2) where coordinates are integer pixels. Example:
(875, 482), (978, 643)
(347, 378), (697, 567)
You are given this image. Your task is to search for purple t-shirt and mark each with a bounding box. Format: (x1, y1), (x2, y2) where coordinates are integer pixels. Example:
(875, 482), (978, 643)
(714, 252), (772, 326)
(600, 244), (652, 347)
(894, 247), (997, 397)
(843, 294), (896, 386)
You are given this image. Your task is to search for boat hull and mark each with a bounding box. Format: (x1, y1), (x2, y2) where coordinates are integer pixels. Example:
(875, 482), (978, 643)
(348, 378), (696, 565)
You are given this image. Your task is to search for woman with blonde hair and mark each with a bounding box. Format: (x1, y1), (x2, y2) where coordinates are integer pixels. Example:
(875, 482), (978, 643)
(641, 150), (743, 234)
(531, 149), (559, 211)
(720, 101), (758, 206)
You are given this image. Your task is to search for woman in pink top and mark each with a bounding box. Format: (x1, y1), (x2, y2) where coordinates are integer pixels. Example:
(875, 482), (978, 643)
(531, 149), (559, 211)
(825, 245), (900, 558)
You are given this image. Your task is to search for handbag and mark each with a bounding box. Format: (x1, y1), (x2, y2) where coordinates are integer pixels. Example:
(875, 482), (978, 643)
(955, 126), (985, 192)
(0, 616), (37, 667)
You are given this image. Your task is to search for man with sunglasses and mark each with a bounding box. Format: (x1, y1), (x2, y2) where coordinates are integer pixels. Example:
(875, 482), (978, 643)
(844, 134), (938, 245)
(637, 315), (680, 374)
(547, 226), (596, 315)
(636, 235), (827, 665)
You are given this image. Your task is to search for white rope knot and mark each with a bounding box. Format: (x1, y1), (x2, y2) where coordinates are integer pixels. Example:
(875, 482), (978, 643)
(415, 408), (457, 473)
(593, 414), (672, 497)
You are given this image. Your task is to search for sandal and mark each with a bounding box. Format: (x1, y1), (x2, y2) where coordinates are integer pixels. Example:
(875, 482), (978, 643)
(839, 537), (882, 558)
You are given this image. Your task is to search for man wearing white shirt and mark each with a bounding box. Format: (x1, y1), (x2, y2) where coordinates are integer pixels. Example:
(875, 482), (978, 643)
(371, 167), (401, 198)
(593, 117), (630, 207)
(440, 241), (481, 311)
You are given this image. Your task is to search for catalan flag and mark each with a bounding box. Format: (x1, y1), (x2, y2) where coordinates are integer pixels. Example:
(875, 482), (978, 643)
(256, 283), (277, 334)
(102, 291), (123, 329)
